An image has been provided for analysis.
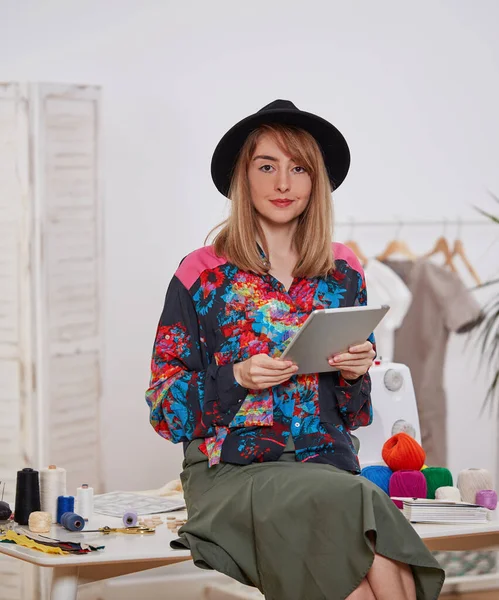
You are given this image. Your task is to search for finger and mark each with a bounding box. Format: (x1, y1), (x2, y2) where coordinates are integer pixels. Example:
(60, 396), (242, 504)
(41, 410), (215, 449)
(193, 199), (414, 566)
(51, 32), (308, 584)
(331, 352), (355, 363)
(330, 357), (373, 366)
(255, 355), (296, 370)
(348, 341), (373, 353)
(250, 366), (298, 380)
(331, 352), (369, 363)
(331, 351), (375, 363)
(253, 374), (297, 386)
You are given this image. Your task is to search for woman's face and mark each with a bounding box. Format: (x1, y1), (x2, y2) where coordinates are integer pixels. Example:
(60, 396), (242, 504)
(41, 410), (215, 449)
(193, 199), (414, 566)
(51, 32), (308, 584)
(247, 133), (312, 226)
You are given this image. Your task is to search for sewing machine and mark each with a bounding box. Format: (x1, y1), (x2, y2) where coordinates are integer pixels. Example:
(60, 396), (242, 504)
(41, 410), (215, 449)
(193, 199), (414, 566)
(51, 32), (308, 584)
(355, 361), (422, 468)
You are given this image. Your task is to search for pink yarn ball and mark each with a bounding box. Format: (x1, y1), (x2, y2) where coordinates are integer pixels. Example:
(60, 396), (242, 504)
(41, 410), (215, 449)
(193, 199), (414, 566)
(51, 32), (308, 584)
(389, 470), (427, 509)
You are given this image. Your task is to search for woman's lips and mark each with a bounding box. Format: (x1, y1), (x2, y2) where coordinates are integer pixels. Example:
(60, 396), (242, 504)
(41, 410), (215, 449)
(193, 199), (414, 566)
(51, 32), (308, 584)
(270, 199), (293, 208)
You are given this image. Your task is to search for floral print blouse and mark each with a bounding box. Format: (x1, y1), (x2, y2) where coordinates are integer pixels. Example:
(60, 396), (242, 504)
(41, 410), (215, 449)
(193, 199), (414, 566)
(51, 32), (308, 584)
(146, 242), (374, 473)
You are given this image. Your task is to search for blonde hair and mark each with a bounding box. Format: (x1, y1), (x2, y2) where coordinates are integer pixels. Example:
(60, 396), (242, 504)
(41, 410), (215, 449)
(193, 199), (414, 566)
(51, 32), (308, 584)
(207, 123), (335, 278)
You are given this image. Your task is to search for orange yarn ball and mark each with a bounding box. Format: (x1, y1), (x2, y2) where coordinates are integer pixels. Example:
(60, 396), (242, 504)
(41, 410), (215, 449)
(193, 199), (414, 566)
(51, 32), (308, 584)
(382, 432), (426, 472)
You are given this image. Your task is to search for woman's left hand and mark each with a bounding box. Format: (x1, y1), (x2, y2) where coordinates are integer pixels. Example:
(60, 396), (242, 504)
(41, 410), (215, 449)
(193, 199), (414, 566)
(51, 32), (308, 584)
(329, 340), (375, 382)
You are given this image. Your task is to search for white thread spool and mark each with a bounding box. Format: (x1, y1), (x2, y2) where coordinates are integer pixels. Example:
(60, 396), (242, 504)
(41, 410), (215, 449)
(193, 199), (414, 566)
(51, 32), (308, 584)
(28, 511), (52, 533)
(391, 419), (416, 439)
(40, 465), (66, 522)
(457, 468), (493, 504)
(435, 486), (462, 502)
(76, 484), (94, 520)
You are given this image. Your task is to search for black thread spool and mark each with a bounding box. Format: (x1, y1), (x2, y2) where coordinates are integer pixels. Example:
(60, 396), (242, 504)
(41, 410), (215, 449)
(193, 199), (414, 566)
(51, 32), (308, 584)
(14, 468), (41, 525)
(0, 481), (12, 520)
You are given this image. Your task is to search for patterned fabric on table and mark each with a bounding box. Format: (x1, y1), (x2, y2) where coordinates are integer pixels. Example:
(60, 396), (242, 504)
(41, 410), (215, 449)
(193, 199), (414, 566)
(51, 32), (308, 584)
(146, 242), (375, 472)
(433, 551), (497, 578)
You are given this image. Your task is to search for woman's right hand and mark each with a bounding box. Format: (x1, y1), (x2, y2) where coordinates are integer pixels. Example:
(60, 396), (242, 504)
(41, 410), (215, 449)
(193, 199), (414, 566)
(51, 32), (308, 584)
(233, 354), (298, 390)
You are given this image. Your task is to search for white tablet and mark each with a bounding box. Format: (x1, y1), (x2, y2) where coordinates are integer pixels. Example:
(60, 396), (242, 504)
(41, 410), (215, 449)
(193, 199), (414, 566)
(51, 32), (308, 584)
(280, 305), (390, 375)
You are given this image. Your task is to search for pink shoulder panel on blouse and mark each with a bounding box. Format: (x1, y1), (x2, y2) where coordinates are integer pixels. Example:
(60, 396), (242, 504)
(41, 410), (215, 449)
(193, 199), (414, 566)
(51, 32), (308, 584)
(175, 245), (227, 290)
(332, 242), (365, 280)
(176, 242), (364, 291)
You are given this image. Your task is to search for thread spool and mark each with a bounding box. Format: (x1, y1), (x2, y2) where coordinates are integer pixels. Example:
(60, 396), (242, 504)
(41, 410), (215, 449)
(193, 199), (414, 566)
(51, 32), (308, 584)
(57, 496), (75, 524)
(123, 511), (138, 527)
(435, 486), (461, 502)
(389, 470), (427, 509)
(361, 466), (393, 495)
(14, 468), (41, 525)
(422, 467), (453, 499)
(0, 501), (12, 521)
(391, 419), (416, 439)
(76, 484), (94, 520)
(382, 433), (426, 472)
(457, 468), (493, 504)
(40, 465), (66, 522)
(61, 512), (85, 532)
(28, 511), (52, 533)
(476, 490), (498, 510)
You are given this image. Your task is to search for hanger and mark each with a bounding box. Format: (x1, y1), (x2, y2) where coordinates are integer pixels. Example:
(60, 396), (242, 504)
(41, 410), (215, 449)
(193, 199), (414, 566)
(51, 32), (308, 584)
(376, 221), (417, 261)
(343, 219), (368, 266)
(446, 220), (481, 286)
(423, 222), (457, 272)
(344, 240), (368, 267)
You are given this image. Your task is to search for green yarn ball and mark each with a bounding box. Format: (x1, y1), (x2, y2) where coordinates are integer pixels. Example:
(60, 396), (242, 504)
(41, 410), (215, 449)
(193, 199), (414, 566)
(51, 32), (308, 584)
(422, 467), (453, 499)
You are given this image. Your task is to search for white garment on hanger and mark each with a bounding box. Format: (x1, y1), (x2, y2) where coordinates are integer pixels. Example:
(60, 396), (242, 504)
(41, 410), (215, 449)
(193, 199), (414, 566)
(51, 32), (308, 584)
(364, 258), (412, 362)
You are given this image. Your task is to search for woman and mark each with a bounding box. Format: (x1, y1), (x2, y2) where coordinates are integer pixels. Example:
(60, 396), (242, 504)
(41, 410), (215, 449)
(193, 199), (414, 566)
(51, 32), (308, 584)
(146, 100), (444, 600)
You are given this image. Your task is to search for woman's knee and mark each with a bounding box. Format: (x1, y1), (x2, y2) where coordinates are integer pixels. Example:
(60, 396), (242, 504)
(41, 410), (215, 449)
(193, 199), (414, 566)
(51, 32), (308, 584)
(346, 578), (376, 600)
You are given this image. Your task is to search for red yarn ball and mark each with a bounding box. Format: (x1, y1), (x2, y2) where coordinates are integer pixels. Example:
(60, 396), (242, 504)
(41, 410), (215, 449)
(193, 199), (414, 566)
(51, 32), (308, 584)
(382, 432), (426, 471)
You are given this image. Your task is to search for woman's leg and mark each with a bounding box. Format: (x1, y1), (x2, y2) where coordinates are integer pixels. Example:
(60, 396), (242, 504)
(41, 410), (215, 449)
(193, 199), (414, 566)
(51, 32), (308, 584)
(346, 577), (376, 600)
(366, 553), (416, 600)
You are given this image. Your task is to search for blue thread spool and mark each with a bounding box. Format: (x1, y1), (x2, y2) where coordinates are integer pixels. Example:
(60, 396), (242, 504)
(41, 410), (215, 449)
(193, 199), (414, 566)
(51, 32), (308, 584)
(57, 496), (74, 524)
(61, 511), (85, 531)
(361, 465), (393, 495)
(123, 510), (138, 527)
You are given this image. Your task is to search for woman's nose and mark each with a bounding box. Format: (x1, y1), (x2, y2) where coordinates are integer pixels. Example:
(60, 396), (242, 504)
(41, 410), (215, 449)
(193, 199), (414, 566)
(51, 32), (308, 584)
(276, 174), (290, 193)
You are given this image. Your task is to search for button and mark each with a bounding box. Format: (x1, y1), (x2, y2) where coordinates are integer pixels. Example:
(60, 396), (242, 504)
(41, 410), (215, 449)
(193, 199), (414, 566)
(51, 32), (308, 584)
(294, 422), (300, 428)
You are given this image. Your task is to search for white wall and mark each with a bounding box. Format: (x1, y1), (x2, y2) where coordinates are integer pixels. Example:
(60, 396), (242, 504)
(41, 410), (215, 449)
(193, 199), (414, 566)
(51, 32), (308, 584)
(2, 0), (499, 492)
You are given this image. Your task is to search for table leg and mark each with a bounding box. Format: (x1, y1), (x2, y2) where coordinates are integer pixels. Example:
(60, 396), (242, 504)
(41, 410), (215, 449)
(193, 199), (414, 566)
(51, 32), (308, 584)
(51, 566), (79, 600)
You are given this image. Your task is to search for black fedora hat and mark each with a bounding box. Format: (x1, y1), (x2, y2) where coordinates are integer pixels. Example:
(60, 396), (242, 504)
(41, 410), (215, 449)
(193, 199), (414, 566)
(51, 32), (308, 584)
(211, 99), (350, 198)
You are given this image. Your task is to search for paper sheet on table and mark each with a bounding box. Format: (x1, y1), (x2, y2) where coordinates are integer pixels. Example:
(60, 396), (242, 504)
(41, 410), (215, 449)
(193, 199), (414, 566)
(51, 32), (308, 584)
(93, 491), (185, 517)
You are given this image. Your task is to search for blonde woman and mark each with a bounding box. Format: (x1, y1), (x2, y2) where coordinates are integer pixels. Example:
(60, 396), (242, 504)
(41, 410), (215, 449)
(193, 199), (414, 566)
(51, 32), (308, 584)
(146, 100), (444, 600)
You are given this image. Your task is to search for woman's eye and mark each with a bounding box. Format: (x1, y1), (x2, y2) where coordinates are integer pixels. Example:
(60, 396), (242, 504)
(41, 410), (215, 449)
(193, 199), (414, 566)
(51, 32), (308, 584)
(259, 164), (274, 173)
(293, 166), (307, 173)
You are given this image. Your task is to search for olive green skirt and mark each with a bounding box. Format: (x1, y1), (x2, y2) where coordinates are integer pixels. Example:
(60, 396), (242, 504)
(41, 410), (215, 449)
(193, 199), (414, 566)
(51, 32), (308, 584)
(171, 440), (444, 600)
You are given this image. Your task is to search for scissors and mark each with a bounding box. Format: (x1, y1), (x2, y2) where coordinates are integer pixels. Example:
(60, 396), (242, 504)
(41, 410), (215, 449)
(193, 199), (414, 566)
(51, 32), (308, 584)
(81, 526), (156, 535)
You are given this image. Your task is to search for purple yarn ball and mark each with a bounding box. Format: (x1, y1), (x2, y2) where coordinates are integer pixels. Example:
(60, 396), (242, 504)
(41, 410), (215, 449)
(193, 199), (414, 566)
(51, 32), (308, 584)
(476, 489), (498, 510)
(389, 470), (427, 508)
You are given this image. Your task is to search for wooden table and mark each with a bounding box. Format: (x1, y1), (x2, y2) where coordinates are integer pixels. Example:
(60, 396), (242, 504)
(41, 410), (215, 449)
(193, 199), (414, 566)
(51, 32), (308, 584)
(414, 519), (499, 552)
(2, 513), (499, 600)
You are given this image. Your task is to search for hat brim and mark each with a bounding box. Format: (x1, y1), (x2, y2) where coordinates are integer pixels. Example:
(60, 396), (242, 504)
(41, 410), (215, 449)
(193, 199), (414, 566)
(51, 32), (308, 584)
(211, 108), (350, 197)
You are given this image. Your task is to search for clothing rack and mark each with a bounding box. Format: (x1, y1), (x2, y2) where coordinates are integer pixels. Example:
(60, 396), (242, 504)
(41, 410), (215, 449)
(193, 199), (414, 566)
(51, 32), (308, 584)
(336, 219), (493, 227)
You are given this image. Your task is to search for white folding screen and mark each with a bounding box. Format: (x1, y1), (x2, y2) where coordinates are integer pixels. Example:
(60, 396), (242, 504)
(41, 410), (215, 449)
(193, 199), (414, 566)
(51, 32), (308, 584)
(0, 80), (33, 600)
(0, 82), (103, 600)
